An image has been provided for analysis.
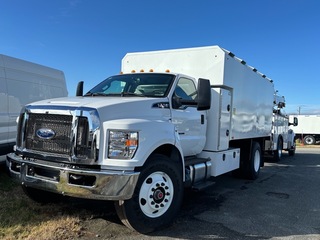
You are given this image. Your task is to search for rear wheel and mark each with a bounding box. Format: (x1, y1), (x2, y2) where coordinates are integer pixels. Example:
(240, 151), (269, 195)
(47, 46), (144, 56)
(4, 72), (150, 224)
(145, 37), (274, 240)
(114, 154), (183, 233)
(303, 135), (315, 145)
(244, 141), (261, 180)
(273, 138), (283, 162)
(288, 143), (296, 156)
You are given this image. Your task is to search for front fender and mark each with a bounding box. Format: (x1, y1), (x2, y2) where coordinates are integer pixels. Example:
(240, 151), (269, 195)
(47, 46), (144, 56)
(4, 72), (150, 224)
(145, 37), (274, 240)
(100, 119), (184, 170)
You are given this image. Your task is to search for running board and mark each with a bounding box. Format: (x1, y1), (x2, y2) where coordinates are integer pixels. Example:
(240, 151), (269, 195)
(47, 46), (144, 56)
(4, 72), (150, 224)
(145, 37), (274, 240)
(192, 180), (215, 191)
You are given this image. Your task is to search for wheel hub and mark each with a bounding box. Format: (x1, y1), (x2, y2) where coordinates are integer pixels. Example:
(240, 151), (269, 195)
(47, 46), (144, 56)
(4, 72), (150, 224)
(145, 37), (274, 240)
(153, 188), (165, 203)
(139, 171), (174, 218)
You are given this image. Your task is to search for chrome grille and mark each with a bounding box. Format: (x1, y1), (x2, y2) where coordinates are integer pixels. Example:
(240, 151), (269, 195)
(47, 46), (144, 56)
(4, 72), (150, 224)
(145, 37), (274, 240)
(25, 113), (73, 155)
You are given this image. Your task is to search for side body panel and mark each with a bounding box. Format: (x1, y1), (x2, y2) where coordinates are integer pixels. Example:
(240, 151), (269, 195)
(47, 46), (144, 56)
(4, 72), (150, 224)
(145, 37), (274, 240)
(0, 61), (9, 148)
(0, 54), (68, 150)
(203, 87), (232, 151)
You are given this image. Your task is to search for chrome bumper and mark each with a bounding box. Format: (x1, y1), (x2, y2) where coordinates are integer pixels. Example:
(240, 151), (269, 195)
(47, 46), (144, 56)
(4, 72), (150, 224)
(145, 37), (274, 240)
(6, 153), (139, 201)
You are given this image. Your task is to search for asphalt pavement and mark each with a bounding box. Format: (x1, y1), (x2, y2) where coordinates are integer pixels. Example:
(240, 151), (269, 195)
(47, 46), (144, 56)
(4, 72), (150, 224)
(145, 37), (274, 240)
(2, 147), (320, 240)
(148, 147), (320, 240)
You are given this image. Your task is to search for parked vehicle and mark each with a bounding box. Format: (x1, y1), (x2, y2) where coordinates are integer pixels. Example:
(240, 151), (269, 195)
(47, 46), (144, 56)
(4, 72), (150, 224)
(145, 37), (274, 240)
(7, 46), (296, 233)
(0, 54), (67, 157)
(266, 94), (297, 161)
(290, 115), (320, 145)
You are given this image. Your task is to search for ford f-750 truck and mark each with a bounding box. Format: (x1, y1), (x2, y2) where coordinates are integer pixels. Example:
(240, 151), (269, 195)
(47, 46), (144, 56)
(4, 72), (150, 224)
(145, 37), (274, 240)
(7, 46), (297, 233)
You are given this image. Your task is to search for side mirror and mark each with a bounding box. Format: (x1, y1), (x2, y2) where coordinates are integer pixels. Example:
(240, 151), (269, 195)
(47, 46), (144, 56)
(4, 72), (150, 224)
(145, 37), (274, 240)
(289, 117), (298, 126)
(293, 117), (298, 126)
(76, 81), (84, 96)
(172, 78), (211, 110)
(197, 78), (211, 111)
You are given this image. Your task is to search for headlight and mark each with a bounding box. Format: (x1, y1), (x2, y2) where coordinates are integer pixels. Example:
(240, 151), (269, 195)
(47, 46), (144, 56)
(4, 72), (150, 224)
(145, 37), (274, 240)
(108, 130), (138, 159)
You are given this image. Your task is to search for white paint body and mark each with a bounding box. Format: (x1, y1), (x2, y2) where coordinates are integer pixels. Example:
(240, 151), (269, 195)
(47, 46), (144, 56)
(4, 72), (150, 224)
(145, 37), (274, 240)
(0, 54), (67, 153)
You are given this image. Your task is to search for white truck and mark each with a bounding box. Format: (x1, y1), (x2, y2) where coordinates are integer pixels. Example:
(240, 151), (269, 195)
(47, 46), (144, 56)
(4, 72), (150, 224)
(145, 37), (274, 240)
(267, 94), (297, 161)
(290, 115), (320, 145)
(0, 54), (68, 157)
(6, 46), (296, 233)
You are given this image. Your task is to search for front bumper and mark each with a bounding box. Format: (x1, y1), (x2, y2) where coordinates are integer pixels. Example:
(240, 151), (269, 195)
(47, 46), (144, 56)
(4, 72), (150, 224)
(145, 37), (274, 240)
(6, 153), (139, 201)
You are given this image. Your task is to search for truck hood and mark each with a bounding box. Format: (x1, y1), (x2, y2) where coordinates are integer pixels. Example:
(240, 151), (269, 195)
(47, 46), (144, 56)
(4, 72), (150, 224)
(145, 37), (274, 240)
(25, 96), (170, 120)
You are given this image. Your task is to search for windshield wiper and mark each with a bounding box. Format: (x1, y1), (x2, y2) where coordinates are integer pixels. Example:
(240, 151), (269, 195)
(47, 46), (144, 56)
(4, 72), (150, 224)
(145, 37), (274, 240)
(84, 92), (120, 97)
(121, 92), (144, 97)
(84, 92), (144, 97)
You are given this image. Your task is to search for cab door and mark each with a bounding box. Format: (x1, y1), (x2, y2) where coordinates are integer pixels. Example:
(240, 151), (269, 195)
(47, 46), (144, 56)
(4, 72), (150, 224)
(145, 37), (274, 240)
(171, 76), (207, 156)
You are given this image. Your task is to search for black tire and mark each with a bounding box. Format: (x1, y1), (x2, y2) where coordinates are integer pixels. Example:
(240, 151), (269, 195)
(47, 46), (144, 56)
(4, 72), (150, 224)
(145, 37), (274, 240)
(244, 141), (261, 180)
(303, 135), (315, 145)
(273, 138), (283, 162)
(288, 143), (296, 156)
(22, 185), (64, 204)
(114, 154), (183, 233)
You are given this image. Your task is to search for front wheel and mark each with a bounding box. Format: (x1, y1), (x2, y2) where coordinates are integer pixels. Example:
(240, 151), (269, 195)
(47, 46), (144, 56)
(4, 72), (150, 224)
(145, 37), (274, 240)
(115, 154), (183, 233)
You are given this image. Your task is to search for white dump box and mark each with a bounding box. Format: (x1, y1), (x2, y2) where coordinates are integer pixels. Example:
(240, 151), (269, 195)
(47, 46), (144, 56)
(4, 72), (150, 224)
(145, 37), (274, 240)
(122, 46), (274, 145)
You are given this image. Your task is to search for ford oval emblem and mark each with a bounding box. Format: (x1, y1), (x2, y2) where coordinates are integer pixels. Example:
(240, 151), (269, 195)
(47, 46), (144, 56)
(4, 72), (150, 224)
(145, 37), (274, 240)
(36, 128), (56, 139)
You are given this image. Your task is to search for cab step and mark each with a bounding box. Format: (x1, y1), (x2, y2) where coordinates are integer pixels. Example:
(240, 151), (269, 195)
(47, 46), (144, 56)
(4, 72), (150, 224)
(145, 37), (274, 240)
(192, 180), (215, 191)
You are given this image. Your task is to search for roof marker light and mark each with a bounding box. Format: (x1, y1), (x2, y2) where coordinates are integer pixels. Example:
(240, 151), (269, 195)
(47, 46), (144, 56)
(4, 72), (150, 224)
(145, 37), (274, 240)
(228, 52), (235, 58)
(131, 70), (136, 73)
(165, 69), (170, 72)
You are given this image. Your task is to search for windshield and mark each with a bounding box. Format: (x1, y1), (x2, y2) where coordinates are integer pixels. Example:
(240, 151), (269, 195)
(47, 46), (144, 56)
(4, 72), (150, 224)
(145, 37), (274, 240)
(84, 73), (175, 98)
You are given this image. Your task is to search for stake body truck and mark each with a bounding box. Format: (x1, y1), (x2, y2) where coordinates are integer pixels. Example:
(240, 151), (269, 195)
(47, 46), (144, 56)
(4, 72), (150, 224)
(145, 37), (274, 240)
(7, 46), (296, 233)
(289, 115), (320, 145)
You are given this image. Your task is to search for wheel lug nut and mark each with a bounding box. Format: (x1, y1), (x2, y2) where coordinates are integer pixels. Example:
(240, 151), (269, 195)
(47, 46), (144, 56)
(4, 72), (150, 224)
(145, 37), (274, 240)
(151, 201), (155, 205)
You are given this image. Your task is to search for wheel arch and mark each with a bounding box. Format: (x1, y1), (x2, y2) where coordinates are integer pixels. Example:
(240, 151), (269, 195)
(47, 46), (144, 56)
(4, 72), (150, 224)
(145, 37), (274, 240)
(135, 144), (185, 181)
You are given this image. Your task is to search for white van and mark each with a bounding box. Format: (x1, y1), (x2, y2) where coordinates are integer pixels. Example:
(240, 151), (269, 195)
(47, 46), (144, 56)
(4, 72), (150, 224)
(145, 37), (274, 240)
(0, 54), (68, 157)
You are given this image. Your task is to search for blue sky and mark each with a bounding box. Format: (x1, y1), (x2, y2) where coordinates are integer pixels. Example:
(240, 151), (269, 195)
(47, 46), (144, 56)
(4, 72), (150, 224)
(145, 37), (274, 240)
(1, 0), (319, 114)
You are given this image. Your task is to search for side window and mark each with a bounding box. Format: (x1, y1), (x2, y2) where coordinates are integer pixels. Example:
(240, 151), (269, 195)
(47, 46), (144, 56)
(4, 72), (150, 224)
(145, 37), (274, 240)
(175, 77), (197, 100)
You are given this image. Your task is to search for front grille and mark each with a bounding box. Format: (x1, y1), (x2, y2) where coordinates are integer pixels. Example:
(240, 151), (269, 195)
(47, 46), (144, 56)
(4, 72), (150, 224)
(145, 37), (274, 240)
(25, 113), (73, 155)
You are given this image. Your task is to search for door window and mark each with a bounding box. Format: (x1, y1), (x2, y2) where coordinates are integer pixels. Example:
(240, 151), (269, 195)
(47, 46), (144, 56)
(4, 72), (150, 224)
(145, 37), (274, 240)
(174, 77), (197, 101)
